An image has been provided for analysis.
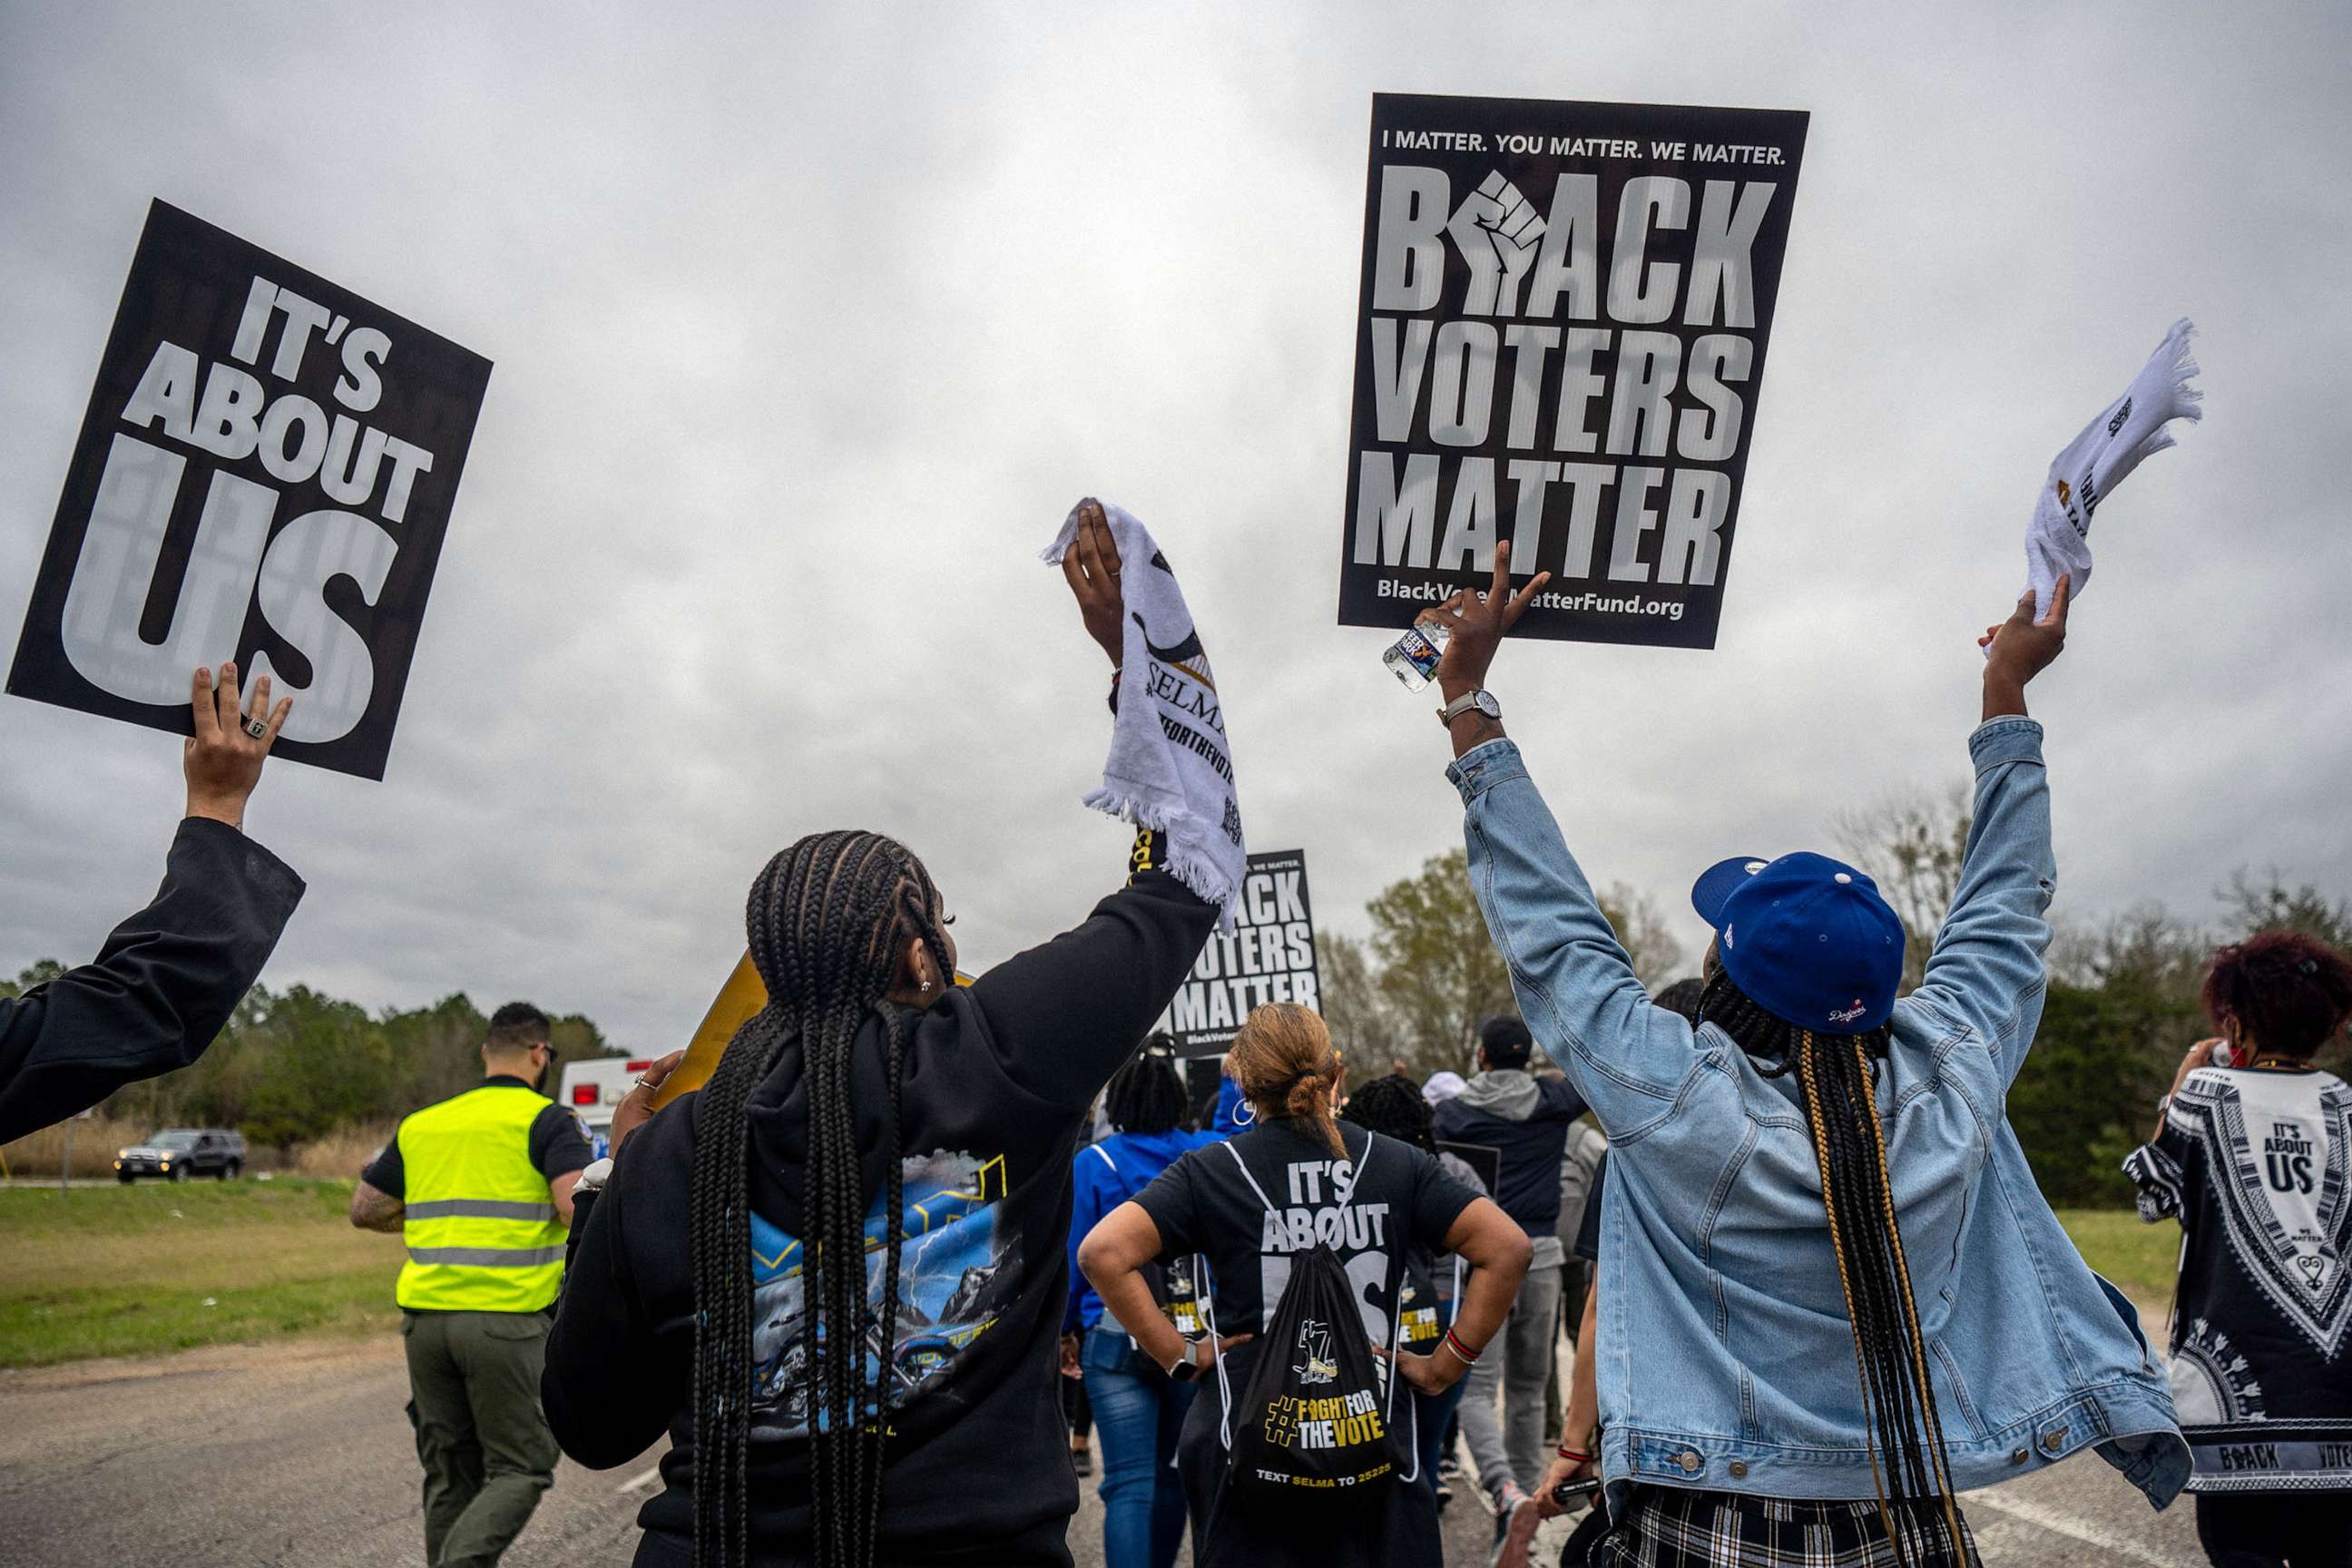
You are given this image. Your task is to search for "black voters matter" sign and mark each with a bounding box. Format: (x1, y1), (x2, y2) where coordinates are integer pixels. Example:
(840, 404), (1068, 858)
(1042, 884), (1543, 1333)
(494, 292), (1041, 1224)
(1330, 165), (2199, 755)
(1338, 94), (1807, 649)
(7, 201), (492, 779)
(1167, 850), (1320, 1055)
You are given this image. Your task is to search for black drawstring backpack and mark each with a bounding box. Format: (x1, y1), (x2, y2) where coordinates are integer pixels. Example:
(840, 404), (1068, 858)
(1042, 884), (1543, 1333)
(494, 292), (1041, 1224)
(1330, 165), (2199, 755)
(1205, 1135), (1414, 1503)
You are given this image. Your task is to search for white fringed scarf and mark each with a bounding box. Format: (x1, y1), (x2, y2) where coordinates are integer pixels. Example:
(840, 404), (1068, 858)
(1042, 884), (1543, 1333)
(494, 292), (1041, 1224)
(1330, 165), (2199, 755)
(1040, 499), (1245, 926)
(2024, 318), (2204, 615)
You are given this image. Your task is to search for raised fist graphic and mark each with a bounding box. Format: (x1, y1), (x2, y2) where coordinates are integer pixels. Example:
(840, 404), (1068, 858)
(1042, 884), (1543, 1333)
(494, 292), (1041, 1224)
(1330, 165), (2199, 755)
(1446, 172), (1546, 317)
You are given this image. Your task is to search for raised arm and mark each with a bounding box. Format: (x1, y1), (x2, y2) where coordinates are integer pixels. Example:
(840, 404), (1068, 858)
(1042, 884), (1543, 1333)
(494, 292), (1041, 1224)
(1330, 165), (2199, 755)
(971, 504), (1217, 1107)
(1904, 581), (2073, 1088)
(1420, 544), (1696, 1133)
(968, 835), (1217, 1110)
(0, 665), (299, 1142)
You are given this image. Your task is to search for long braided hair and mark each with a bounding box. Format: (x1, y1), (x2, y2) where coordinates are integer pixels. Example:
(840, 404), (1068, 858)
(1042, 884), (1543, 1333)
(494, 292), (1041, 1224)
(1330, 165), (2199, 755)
(688, 830), (953, 1568)
(1699, 970), (1969, 1566)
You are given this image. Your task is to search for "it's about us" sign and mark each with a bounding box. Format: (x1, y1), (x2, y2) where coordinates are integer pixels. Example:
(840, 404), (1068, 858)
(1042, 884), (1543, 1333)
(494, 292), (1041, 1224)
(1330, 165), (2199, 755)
(8, 201), (492, 779)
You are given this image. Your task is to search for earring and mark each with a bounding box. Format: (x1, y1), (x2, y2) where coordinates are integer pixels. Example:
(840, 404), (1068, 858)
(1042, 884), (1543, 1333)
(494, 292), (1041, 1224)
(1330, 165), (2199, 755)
(921, 979), (933, 992)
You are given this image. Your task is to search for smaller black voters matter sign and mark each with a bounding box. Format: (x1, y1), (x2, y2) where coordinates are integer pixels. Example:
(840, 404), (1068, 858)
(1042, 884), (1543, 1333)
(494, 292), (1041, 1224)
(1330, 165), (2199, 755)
(1338, 94), (1808, 649)
(7, 200), (493, 779)
(1168, 850), (1320, 1055)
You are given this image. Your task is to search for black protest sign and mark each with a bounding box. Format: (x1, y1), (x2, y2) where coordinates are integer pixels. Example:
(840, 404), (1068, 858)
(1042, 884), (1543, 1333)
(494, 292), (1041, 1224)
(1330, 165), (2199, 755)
(1338, 94), (1808, 649)
(1168, 850), (1319, 1055)
(7, 201), (492, 779)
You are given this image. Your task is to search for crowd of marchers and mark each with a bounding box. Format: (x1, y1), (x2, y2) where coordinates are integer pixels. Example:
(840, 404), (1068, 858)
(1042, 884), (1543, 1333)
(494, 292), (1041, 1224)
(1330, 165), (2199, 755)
(5, 518), (2349, 1568)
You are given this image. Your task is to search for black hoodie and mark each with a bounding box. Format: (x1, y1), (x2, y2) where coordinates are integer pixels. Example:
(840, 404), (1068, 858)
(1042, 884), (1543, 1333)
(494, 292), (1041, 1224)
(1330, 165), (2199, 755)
(543, 844), (1214, 1567)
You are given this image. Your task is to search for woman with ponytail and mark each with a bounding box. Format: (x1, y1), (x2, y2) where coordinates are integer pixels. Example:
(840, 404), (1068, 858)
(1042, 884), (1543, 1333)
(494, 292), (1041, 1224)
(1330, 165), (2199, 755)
(1077, 1004), (1531, 1568)
(541, 510), (1223, 1568)
(1419, 549), (2186, 1568)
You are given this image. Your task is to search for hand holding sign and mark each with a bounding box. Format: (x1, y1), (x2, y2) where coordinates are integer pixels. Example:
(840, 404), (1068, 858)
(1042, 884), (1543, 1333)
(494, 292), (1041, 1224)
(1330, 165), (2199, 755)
(184, 661), (290, 831)
(1430, 540), (1552, 700)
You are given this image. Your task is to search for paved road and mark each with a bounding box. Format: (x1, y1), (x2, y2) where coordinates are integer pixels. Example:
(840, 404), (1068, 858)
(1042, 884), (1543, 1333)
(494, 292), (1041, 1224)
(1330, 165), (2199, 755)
(0, 1336), (2204, 1567)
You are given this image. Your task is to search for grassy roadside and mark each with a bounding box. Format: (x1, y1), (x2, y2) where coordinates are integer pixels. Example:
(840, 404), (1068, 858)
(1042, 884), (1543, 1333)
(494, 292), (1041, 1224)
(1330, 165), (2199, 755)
(2054, 1206), (2179, 1308)
(0, 1178), (402, 1367)
(0, 1184), (2180, 1371)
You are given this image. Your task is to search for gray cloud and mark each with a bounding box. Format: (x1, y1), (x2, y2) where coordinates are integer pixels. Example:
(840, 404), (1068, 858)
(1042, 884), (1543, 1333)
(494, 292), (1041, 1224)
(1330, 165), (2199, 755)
(4, 1), (2347, 1049)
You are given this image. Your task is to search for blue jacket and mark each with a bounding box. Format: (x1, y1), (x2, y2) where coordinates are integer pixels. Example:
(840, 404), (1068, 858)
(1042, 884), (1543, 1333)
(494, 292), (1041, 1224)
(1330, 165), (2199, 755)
(1450, 719), (2187, 1510)
(1066, 1126), (1214, 1331)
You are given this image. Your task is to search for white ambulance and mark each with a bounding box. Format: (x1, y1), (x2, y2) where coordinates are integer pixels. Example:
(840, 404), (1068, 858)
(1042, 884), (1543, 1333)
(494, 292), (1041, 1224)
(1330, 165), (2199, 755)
(556, 1055), (659, 1159)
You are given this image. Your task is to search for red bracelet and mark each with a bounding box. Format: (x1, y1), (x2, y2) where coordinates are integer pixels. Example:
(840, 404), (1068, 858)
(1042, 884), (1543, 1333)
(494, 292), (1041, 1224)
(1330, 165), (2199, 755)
(1442, 1328), (1482, 1364)
(1556, 1446), (1592, 1464)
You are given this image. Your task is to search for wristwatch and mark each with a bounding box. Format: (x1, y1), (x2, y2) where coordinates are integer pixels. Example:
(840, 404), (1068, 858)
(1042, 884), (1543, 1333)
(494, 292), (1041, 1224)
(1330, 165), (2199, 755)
(1166, 1342), (1205, 1384)
(1437, 689), (1501, 728)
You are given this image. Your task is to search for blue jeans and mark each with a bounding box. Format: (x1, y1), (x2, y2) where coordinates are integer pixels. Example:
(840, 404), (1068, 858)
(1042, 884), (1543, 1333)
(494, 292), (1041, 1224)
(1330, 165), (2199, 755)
(1081, 1325), (1194, 1568)
(1416, 1375), (1468, 1503)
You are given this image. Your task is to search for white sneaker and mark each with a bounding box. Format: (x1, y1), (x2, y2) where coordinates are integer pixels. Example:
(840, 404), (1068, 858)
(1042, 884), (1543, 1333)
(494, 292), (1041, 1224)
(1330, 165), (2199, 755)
(1489, 1484), (1540, 1568)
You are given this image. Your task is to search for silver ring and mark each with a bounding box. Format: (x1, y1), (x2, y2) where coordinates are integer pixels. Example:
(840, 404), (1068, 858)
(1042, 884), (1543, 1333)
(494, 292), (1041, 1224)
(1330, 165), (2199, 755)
(244, 718), (269, 739)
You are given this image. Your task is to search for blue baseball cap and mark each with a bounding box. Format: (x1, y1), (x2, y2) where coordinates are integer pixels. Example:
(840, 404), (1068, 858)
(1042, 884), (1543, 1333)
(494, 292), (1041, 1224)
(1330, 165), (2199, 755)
(1690, 852), (1904, 1034)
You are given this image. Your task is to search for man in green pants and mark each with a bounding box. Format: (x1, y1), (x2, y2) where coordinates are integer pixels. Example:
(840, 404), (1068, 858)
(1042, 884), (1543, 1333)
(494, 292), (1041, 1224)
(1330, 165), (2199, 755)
(351, 1003), (589, 1567)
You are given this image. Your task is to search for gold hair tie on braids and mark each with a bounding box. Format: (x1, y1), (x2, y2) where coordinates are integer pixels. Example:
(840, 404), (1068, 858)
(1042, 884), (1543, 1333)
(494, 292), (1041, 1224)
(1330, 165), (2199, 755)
(1796, 1028), (1971, 1568)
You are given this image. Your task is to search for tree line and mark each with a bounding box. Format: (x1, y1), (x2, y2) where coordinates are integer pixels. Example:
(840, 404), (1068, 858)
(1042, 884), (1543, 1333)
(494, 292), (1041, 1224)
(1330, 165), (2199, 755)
(9, 795), (2344, 1203)
(1314, 799), (2350, 1208)
(0, 966), (627, 1149)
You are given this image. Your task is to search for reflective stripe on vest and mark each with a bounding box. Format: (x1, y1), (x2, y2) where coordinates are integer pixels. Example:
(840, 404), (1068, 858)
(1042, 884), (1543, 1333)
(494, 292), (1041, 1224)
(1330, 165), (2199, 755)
(395, 1084), (570, 1312)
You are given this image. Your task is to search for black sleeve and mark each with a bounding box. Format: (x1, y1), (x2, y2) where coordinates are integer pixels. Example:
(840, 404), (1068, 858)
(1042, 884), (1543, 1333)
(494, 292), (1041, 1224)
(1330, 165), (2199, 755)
(968, 828), (1218, 1111)
(361, 1128), (406, 1198)
(0, 818), (304, 1143)
(1539, 1075), (1589, 1122)
(531, 1103), (593, 1181)
(2125, 1110), (2200, 1224)
(1408, 1143), (1480, 1247)
(1132, 1148), (1206, 1260)
(544, 1128), (686, 1468)
(1573, 1152), (1609, 1262)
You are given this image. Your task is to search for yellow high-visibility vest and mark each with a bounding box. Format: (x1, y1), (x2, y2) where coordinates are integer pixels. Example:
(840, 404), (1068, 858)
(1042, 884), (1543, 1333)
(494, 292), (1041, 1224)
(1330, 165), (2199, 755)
(395, 1083), (569, 1312)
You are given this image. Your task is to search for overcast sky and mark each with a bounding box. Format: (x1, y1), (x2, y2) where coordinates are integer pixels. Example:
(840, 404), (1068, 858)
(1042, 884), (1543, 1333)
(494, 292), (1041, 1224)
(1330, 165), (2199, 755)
(4, 2), (2347, 1054)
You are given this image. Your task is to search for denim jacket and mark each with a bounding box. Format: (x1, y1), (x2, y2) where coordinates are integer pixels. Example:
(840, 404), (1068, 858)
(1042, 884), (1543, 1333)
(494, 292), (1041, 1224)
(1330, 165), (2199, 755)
(1449, 718), (2187, 1510)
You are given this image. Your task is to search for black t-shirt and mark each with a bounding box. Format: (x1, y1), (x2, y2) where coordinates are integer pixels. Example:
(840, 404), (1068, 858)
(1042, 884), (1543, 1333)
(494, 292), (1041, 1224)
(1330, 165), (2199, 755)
(543, 857), (1217, 1567)
(2126, 1065), (2352, 1493)
(1136, 1118), (1477, 1348)
(1137, 1118), (1475, 1568)
(360, 1076), (592, 1196)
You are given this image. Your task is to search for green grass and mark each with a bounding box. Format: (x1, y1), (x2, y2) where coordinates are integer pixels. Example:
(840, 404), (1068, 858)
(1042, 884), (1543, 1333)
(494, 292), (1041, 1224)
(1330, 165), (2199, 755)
(2056, 1207), (2179, 1306)
(0, 1182), (2179, 1371)
(0, 1177), (402, 1367)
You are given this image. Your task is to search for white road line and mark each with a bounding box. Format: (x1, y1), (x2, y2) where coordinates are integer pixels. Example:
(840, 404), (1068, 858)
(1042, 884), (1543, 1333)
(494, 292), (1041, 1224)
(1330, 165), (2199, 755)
(618, 1464), (663, 1494)
(1965, 1489), (2177, 1568)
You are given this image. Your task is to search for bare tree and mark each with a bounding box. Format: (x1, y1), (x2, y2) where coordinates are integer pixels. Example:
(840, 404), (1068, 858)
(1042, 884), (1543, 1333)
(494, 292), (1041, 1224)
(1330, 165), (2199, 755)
(1597, 881), (1686, 990)
(1366, 848), (1520, 1079)
(1316, 932), (1409, 1073)
(1832, 782), (1972, 991)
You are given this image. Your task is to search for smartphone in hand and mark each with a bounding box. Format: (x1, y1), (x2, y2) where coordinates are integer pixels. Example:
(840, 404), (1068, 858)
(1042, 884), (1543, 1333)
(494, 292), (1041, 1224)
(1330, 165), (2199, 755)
(1551, 1475), (1603, 1507)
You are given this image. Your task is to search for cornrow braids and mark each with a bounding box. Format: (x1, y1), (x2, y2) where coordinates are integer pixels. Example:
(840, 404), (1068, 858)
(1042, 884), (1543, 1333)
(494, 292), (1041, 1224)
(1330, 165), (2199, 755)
(1699, 971), (1971, 1567)
(689, 830), (952, 1568)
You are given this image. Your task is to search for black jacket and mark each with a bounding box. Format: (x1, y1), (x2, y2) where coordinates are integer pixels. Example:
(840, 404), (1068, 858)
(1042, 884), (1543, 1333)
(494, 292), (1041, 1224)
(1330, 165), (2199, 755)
(1429, 1070), (1587, 1240)
(0, 817), (302, 1143)
(543, 847), (1216, 1568)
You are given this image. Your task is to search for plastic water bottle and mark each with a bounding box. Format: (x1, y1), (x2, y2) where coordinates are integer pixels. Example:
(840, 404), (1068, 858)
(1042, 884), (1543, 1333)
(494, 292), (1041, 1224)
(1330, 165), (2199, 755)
(1382, 618), (1450, 691)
